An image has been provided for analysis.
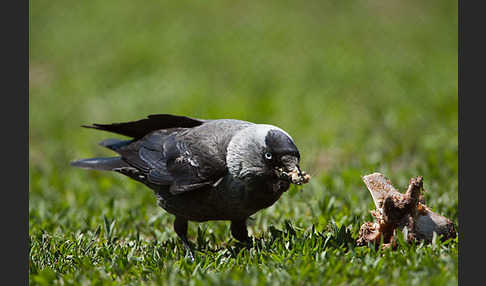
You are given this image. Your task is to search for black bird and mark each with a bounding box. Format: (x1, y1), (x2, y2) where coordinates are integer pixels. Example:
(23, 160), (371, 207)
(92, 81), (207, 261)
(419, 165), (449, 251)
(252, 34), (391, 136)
(71, 114), (310, 259)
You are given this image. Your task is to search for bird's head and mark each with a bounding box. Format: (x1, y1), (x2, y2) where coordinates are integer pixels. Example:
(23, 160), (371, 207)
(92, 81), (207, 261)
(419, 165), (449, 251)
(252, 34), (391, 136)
(227, 124), (310, 184)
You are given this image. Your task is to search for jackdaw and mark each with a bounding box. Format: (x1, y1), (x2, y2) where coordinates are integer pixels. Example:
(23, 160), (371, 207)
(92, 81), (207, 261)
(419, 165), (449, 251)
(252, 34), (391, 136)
(71, 114), (310, 259)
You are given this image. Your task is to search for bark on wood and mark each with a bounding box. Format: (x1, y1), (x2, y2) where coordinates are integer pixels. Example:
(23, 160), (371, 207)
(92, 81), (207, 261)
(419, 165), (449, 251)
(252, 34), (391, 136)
(356, 173), (456, 248)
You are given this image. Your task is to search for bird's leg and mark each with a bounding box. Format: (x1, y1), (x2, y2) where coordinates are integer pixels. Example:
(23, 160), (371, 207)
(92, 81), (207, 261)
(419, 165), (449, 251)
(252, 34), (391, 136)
(230, 219), (251, 245)
(174, 216), (194, 261)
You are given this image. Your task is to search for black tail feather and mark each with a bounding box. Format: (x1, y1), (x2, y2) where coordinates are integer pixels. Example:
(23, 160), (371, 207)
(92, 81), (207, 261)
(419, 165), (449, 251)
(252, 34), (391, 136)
(98, 138), (132, 151)
(70, 157), (129, 171)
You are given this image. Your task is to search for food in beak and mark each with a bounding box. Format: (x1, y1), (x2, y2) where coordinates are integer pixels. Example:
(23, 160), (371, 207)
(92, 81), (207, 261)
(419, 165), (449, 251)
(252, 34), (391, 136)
(288, 167), (311, 185)
(276, 166), (311, 185)
(277, 155), (311, 185)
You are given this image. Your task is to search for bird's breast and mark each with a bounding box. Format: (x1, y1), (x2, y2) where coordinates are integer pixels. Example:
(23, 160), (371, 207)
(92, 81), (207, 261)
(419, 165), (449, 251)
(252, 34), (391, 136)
(213, 175), (289, 218)
(155, 175), (289, 222)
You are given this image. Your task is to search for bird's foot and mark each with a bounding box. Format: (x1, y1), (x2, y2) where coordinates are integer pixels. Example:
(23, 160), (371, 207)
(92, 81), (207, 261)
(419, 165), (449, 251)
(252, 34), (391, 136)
(179, 238), (195, 262)
(186, 249), (195, 262)
(183, 243), (195, 262)
(237, 236), (253, 248)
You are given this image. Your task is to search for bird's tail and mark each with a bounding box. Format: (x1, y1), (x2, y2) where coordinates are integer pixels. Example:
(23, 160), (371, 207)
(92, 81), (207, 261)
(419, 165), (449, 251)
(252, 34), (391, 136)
(70, 157), (129, 171)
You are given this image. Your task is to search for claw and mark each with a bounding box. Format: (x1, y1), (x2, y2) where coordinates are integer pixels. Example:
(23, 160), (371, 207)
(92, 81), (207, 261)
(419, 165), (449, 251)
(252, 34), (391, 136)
(181, 238), (195, 262)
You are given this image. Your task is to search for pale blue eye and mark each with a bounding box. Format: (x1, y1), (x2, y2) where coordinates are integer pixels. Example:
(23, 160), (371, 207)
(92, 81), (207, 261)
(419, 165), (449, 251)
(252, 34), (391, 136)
(265, 152), (273, 160)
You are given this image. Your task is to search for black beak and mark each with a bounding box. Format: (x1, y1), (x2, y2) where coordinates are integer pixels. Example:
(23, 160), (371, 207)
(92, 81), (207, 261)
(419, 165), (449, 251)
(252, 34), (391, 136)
(295, 164), (303, 177)
(274, 155), (300, 182)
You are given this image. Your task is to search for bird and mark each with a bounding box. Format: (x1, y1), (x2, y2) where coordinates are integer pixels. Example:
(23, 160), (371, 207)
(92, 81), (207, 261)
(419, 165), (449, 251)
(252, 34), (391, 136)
(71, 114), (310, 260)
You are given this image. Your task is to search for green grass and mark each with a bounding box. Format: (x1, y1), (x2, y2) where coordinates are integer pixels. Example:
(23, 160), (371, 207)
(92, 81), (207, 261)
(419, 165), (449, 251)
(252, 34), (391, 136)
(29, 0), (458, 285)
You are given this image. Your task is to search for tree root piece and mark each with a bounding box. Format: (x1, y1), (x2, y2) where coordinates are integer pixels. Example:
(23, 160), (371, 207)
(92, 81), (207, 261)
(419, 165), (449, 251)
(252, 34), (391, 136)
(356, 173), (456, 248)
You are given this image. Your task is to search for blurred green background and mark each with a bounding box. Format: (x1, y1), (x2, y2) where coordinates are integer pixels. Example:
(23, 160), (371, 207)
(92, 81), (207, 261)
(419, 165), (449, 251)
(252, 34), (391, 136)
(30, 0), (457, 285)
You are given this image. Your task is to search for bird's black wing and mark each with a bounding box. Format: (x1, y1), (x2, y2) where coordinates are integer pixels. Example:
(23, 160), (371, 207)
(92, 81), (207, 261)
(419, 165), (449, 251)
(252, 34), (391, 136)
(83, 114), (206, 139)
(160, 120), (251, 194)
(162, 130), (229, 195)
(108, 127), (227, 195)
(94, 118), (250, 195)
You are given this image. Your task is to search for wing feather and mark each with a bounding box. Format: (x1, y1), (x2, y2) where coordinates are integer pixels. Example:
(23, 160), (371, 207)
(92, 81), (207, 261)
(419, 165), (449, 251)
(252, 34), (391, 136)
(87, 118), (250, 195)
(83, 114), (205, 139)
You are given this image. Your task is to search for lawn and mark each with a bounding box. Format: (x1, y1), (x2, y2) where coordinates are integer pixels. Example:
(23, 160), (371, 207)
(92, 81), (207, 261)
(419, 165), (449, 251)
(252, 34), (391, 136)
(29, 0), (458, 285)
